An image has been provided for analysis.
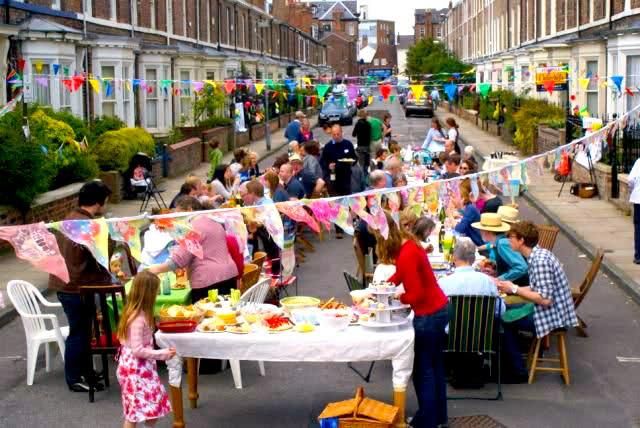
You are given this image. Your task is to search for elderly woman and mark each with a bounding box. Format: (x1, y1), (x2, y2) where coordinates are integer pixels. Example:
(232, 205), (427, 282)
(297, 118), (314, 143)
(148, 197), (239, 302)
(375, 212), (449, 428)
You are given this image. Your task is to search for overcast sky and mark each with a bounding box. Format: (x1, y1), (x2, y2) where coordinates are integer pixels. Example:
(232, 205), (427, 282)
(357, 0), (449, 35)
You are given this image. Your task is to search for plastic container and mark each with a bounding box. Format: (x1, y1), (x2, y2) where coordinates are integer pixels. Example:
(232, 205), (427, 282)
(318, 309), (352, 331)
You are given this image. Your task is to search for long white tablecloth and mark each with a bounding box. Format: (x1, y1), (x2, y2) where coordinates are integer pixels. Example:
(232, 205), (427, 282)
(156, 324), (415, 389)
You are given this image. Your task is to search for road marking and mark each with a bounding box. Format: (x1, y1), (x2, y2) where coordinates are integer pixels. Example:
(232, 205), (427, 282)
(616, 356), (640, 363)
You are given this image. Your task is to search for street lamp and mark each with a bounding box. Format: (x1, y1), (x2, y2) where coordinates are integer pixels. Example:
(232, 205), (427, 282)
(257, 19), (272, 150)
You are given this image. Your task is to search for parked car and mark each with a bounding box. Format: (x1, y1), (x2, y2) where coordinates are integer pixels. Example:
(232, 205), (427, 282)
(404, 95), (434, 118)
(318, 99), (353, 126)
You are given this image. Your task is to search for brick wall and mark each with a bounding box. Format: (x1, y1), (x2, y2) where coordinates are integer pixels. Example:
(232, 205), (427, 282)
(186, 0), (197, 39)
(63, 0), (82, 12)
(567, 0), (577, 28)
(139, 0), (151, 28)
(173, 0), (184, 36)
(167, 137), (203, 178)
(94, 0), (111, 20)
(579, 0), (589, 25)
(556, 0), (566, 31)
(545, 0), (551, 35)
(613, 0), (625, 14)
(594, 0), (606, 19)
(157, 0), (167, 31)
(632, 0), (640, 9)
(199, 0), (209, 42)
(572, 161), (632, 214)
(117, 0), (130, 24)
(0, 187), (81, 227)
(537, 126), (566, 153)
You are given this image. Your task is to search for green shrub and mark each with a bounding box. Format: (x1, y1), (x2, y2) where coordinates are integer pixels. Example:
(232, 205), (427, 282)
(94, 127), (155, 173)
(29, 109), (76, 151)
(90, 115), (125, 139)
(194, 84), (226, 124)
(197, 116), (234, 129)
(51, 149), (99, 189)
(513, 99), (565, 154)
(43, 108), (90, 141)
(0, 126), (53, 210)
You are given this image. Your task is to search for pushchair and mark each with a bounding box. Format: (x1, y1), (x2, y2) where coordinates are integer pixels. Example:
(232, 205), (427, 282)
(124, 152), (167, 213)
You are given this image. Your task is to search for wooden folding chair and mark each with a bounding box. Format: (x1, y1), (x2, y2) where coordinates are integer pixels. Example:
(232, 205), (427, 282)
(571, 249), (604, 337)
(240, 263), (261, 294)
(446, 295), (502, 400)
(536, 224), (560, 251)
(252, 251), (267, 272)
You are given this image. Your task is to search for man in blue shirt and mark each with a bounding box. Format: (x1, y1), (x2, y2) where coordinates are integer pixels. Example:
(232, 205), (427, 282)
(279, 162), (305, 200)
(284, 111), (305, 142)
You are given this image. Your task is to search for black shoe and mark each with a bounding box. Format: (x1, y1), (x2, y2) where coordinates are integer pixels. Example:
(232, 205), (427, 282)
(336, 232), (344, 239)
(69, 381), (105, 392)
(634, 259), (640, 265)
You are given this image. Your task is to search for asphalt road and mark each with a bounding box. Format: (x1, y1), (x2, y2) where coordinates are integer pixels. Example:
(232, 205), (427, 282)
(1, 97), (640, 428)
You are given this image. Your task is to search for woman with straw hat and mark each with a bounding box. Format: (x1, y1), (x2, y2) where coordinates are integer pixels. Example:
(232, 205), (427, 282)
(472, 210), (529, 286)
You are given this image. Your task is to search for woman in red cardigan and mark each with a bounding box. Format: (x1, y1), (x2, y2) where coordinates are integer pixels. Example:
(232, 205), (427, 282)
(375, 213), (449, 428)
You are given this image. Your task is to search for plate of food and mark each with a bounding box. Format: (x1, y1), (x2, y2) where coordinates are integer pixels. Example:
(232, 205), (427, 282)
(197, 318), (226, 333)
(263, 314), (294, 333)
(319, 297), (348, 310)
(338, 158), (356, 163)
(225, 323), (252, 334)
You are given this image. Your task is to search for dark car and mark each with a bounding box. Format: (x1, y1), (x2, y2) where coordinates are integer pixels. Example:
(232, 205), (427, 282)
(405, 95), (434, 118)
(318, 99), (353, 126)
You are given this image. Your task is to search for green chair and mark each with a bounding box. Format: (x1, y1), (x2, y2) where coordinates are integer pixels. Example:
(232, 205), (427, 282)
(446, 295), (502, 400)
(343, 271), (366, 291)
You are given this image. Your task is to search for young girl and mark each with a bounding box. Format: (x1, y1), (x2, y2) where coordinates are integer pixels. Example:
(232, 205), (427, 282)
(116, 271), (176, 428)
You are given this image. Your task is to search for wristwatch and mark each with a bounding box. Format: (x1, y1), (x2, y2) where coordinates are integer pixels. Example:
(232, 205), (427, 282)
(511, 284), (518, 295)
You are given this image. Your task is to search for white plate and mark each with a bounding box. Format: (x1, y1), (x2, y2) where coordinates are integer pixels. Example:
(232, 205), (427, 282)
(366, 287), (396, 295)
(359, 313), (413, 328)
(196, 325), (226, 333)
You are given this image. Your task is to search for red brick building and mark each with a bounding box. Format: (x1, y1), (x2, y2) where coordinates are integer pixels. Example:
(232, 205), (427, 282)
(357, 20), (397, 78)
(414, 8), (447, 43)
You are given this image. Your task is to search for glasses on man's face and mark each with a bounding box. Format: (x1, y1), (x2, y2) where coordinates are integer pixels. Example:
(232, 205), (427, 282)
(460, 166), (469, 171)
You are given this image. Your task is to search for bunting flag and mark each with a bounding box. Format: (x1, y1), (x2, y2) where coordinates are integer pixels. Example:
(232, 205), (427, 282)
(368, 196), (389, 239)
(444, 83), (457, 100)
(255, 205), (285, 249)
(0, 92), (22, 119)
(192, 81), (204, 93)
(255, 83), (265, 95)
(579, 78), (590, 90)
(308, 199), (339, 231)
(0, 223), (70, 283)
(35, 76), (48, 87)
(265, 79), (275, 89)
(368, 95), (374, 105)
(303, 77), (312, 86)
(478, 82), (491, 97)
(52, 64), (60, 75)
(17, 59), (25, 73)
(276, 204), (320, 233)
(380, 83), (392, 100)
(349, 197), (374, 228)
(610, 75), (623, 92)
(389, 95), (396, 103)
(49, 218), (110, 270)
(208, 211), (248, 253)
(104, 80), (113, 97)
(108, 218), (148, 261)
(34, 60), (43, 74)
(347, 84), (358, 102)
(154, 217), (203, 259)
(284, 79), (297, 92)
(203, 79), (216, 88)
(625, 87), (635, 97)
(224, 79), (236, 94)
(316, 83), (330, 98)
(334, 199), (354, 235)
(543, 80), (555, 94)
(89, 78), (101, 94)
(410, 84), (424, 100)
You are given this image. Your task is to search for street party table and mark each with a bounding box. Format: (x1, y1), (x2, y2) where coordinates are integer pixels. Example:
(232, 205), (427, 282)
(156, 324), (415, 428)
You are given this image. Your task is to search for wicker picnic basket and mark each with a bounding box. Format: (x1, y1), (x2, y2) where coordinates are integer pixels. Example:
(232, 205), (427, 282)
(318, 387), (399, 428)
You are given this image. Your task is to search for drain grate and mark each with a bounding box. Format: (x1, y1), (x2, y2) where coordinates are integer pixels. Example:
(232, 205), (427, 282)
(449, 415), (507, 428)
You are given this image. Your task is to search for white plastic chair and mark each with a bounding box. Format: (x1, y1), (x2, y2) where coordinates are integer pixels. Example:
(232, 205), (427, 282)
(227, 278), (271, 389)
(7, 280), (69, 386)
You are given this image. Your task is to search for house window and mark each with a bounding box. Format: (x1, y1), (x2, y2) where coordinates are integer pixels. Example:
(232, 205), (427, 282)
(348, 23), (355, 36)
(59, 62), (71, 111)
(420, 29), (425, 37)
(163, 66), (170, 127)
(586, 60), (598, 117)
(179, 70), (193, 124)
(226, 8), (232, 44)
(381, 58), (387, 66)
(373, 58), (380, 66)
(123, 65), (132, 124)
(521, 65), (530, 82)
(110, 0), (116, 20)
(627, 55), (640, 112)
(323, 24), (331, 32)
(33, 63), (51, 106)
(240, 15), (245, 48)
(206, 71), (216, 80)
(51, 0), (61, 10)
(101, 65), (116, 117)
(312, 25), (318, 39)
(145, 68), (158, 128)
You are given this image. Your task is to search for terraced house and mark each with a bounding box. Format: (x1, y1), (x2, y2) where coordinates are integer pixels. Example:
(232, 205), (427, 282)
(0, 0), (329, 133)
(443, 0), (640, 117)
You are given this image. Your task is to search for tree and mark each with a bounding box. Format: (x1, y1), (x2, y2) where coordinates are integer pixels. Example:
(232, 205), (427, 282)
(405, 38), (471, 77)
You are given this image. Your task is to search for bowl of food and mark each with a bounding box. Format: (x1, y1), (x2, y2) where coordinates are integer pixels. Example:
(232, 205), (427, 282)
(350, 289), (371, 306)
(279, 296), (321, 311)
(290, 307), (320, 325)
(240, 303), (280, 324)
(158, 304), (203, 323)
(216, 309), (238, 325)
(318, 309), (352, 331)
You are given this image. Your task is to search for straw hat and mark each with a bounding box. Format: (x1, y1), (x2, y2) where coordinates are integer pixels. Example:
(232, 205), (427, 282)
(289, 153), (303, 163)
(472, 213), (511, 233)
(497, 206), (520, 224)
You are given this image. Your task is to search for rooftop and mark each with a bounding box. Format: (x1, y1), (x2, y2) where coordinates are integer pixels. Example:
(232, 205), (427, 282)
(397, 35), (414, 50)
(309, 1), (358, 21)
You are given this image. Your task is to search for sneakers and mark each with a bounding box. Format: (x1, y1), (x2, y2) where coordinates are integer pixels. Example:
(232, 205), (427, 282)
(633, 259), (640, 265)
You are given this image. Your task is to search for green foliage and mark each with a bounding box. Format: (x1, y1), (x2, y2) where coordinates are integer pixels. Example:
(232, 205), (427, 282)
(90, 115), (125, 139)
(0, 120), (53, 210)
(167, 127), (184, 146)
(405, 38), (472, 77)
(94, 127), (156, 173)
(43, 108), (90, 141)
(197, 116), (234, 129)
(50, 149), (99, 189)
(193, 84), (226, 124)
(30, 110), (76, 150)
(479, 96), (493, 121)
(513, 99), (565, 154)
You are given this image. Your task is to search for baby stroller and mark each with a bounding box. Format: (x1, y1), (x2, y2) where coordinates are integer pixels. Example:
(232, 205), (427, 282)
(124, 152), (167, 212)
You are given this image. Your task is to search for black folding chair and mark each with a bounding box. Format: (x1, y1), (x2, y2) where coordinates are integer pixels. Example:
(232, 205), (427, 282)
(446, 295), (502, 400)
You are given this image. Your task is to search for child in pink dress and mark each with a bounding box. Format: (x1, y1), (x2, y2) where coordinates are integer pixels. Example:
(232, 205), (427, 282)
(116, 271), (176, 428)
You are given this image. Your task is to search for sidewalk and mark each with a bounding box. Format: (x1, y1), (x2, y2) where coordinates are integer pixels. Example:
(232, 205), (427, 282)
(0, 125), (291, 326)
(435, 108), (640, 304)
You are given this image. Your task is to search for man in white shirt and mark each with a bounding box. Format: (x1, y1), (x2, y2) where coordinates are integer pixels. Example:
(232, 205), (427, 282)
(430, 88), (440, 110)
(439, 238), (505, 316)
(628, 157), (640, 264)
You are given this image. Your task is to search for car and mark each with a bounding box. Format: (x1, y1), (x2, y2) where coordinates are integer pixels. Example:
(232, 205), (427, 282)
(318, 99), (353, 126)
(404, 95), (434, 118)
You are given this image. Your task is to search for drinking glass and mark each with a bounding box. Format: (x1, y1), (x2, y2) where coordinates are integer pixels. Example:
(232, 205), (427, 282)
(208, 289), (219, 303)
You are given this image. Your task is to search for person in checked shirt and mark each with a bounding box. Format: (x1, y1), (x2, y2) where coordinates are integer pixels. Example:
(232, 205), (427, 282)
(497, 221), (578, 381)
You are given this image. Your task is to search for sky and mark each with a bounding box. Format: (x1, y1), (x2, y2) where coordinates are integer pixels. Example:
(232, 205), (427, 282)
(354, 0), (449, 35)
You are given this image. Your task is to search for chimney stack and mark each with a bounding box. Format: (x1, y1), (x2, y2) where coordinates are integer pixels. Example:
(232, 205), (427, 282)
(333, 9), (343, 32)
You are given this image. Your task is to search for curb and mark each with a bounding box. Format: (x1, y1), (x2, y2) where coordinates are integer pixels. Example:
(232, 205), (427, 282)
(0, 138), (291, 330)
(435, 108), (640, 305)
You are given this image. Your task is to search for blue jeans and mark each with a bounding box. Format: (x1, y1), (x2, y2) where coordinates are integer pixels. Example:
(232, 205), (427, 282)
(634, 204), (640, 261)
(411, 307), (449, 428)
(57, 292), (94, 386)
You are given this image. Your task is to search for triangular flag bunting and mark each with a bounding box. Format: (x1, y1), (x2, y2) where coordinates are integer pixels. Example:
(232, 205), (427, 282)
(316, 83), (330, 98)
(224, 79), (236, 94)
(410, 84), (424, 100)
(579, 78), (590, 90)
(255, 83), (265, 95)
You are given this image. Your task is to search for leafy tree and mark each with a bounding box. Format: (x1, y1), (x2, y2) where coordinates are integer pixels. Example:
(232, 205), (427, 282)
(405, 38), (471, 77)
(193, 84), (226, 125)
